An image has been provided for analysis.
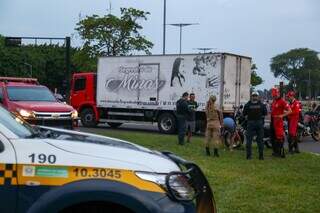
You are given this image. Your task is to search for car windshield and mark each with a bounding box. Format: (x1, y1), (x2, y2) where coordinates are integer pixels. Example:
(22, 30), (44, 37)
(0, 106), (34, 138)
(7, 86), (57, 102)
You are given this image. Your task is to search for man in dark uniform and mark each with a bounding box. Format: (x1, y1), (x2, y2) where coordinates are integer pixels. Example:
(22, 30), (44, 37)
(186, 93), (199, 143)
(176, 92), (191, 145)
(243, 91), (268, 160)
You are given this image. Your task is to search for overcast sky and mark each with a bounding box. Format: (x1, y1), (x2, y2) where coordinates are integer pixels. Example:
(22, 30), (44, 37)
(0, 0), (319, 89)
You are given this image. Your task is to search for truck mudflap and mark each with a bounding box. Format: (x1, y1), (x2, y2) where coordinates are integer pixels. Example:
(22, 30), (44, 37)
(162, 152), (217, 213)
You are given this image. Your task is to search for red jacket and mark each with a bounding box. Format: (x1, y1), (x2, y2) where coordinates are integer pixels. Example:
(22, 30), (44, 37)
(271, 98), (290, 118)
(288, 99), (301, 119)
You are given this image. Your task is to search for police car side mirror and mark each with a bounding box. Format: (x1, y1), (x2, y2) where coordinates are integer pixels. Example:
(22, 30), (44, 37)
(0, 141), (4, 153)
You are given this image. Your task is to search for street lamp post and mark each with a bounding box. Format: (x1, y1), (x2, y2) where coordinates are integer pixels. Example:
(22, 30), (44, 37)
(163, 0), (166, 55)
(169, 23), (199, 54)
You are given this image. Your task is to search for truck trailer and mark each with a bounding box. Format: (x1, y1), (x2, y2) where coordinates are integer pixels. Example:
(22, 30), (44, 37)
(70, 53), (251, 133)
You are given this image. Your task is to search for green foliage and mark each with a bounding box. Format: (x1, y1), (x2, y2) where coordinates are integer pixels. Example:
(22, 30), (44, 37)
(271, 48), (320, 98)
(0, 35), (73, 93)
(75, 7), (153, 61)
(82, 128), (320, 213)
(251, 63), (263, 87)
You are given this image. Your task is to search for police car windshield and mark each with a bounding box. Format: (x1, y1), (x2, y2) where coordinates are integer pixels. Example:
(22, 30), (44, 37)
(7, 86), (56, 102)
(0, 106), (33, 138)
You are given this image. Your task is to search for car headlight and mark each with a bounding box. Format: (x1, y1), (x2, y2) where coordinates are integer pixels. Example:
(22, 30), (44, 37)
(135, 171), (196, 201)
(18, 109), (35, 118)
(71, 110), (78, 119)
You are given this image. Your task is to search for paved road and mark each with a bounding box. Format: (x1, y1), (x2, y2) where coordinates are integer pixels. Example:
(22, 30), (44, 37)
(78, 124), (320, 154)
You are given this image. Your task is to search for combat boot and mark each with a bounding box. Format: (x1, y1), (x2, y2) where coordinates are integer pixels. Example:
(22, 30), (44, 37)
(293, 137), (300, 153)
(205, 147), (210, 156)
(213, 148), (219, 157)
(288, 136), (294, 154)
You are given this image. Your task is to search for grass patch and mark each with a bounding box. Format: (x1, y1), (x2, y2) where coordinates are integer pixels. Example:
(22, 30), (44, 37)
(82, 128), (320, 213)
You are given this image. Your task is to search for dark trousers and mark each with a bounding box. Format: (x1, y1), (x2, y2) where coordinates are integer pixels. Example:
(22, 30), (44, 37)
(177, 115), (186, 145)
(246, 120), (264, 157)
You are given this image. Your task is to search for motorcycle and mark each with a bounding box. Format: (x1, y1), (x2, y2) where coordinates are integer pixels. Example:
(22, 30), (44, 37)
(297, 111), (320, 142)
(223, 106), (272, 149)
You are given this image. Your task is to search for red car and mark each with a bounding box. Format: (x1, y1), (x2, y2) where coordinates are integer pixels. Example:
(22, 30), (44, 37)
(0, 77), (78, 129)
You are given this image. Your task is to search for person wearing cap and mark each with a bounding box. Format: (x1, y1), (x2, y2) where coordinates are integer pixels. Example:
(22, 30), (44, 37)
(243, 91), (268, 160)
(286, 91), (301, 154)
(176, 92), (191, 145)
(205, 95), (223, 157)
(270, 88), (291, 158)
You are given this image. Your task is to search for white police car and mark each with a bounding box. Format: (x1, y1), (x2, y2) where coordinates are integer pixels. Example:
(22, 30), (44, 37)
(0, 106), (216, 213)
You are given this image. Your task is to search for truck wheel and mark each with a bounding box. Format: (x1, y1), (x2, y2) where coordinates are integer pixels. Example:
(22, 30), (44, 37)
(80, 108), (97, 127)
(158, 113), (176, 134)
(107, 122), (123, 128)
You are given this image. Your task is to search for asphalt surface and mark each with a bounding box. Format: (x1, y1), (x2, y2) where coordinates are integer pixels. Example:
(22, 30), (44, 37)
(79, 123), (320, 154)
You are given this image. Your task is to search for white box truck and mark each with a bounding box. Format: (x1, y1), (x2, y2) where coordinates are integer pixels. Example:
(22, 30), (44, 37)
(70, 53), (251, 133)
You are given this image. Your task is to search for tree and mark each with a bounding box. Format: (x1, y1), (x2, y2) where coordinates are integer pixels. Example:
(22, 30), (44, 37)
(251, 63), (263, 87)
(74, 7), (154, 70)
(270, 48), (320, 98)
(0, 34), (78, 94)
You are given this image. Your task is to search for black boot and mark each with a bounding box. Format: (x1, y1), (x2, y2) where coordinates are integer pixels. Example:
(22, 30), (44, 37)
(214, 148), (219, 157)
(293, 137), (300, 153)
(205, 147), (210, 156)
(272, 141), (280, 157)
(288, 136), (294, 154)
(280, 143), (286, 158)
(259, 153), (264, 160)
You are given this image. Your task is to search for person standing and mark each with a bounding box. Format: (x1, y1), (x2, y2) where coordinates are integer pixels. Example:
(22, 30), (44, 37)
(286, 91), (301, 154)
(176, 92), (190, 145)
(186, 93), (199, 143)
(270, 88), (292, 158)
(243, 91), (268, 160)
(205, 95), (223, 157)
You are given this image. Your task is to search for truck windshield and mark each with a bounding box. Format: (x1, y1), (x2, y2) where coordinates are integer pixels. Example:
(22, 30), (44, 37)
(0, 106), (33, 138)
(7, 86), (57, 102)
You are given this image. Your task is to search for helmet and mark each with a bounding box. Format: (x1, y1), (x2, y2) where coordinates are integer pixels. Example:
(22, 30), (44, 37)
(286, 91), (295, 98)
(271, 87), (280, 98)
(251, 91), (259, 96)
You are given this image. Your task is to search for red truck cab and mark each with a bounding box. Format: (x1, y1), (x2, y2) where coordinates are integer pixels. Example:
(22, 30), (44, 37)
(0, 77), (78, 129)
(70, 73), (99, 127)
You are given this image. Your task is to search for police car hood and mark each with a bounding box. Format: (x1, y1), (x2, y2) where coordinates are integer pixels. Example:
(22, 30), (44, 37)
(34, 127), (180, 173)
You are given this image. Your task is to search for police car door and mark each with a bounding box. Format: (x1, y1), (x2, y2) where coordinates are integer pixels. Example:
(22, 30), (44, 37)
(0, 132), (17, 213)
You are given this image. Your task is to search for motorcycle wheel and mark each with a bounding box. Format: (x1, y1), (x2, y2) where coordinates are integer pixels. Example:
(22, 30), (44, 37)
(311, 127), (320, 141)
(224, 132), (243, 149)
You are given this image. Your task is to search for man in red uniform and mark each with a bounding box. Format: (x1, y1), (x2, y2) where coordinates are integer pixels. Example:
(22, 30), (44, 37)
(271, 88), (292, 158)
(287, 91), (301, 154)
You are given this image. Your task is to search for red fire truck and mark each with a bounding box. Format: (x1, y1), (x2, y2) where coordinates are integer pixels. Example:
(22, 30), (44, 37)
(0, 77), (78, 128)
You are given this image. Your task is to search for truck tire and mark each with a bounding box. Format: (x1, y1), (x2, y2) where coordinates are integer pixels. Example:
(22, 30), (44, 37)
(80, 108), (98, 127)
(158, 113), (176, 134)
(107, 122), (123, 128)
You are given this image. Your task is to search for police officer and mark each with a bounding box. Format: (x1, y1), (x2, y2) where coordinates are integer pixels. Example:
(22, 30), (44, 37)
(270, 88), (291, 158)
(286, 91), (301, 154)
(176, 92), (191, 145)
(243, 91), (267, 160)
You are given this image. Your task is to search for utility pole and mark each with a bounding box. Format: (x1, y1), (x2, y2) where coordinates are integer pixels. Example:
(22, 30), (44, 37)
(163, 0), (166, 55)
